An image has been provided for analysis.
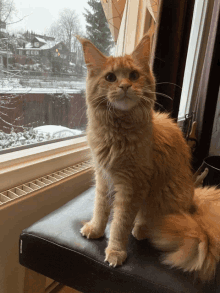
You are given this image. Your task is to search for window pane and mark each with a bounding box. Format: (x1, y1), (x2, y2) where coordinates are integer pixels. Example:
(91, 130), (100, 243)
(0, 0), (114, 152)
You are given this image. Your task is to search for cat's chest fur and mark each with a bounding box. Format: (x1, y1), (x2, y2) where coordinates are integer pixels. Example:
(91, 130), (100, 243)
(89, 118), (151, 160)
(87, 113), (153, 190)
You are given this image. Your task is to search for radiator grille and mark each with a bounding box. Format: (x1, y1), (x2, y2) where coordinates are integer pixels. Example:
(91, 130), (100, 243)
(0, 160), (92, 207)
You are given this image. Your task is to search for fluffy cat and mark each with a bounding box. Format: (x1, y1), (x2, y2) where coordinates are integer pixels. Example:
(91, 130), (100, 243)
(76, 32), (220, 281)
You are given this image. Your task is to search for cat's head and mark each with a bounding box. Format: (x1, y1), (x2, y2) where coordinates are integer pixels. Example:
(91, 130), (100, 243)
(76, 33), (156, 113)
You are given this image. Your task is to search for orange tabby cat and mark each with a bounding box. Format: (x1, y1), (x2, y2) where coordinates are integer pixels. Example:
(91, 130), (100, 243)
(77, 32), (220, 281)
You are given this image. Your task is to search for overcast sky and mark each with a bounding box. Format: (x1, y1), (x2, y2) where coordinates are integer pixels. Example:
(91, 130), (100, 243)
(8, 0), (90, 35)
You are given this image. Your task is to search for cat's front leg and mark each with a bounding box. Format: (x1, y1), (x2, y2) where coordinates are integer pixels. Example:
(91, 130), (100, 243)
(105, 186), (141, 267)
(81, 171), (111, 239)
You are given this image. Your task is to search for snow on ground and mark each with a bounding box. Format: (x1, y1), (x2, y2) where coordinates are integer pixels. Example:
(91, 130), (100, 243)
(0, 126), (85, 152)
(0, 77), (86, 94)
(0, 77), (87, 152)
(34, 125), (82, 137)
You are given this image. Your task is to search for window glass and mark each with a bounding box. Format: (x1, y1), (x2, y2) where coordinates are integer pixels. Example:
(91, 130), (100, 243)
(0, 0), (114, 152)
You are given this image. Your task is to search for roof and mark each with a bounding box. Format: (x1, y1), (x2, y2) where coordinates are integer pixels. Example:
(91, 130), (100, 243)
(17, 41), (70, 52)
(26, 42), (32, 48)
(17, 41), (56, 50)
(34, 36), (47, 43)
(39, 41), (57, 50)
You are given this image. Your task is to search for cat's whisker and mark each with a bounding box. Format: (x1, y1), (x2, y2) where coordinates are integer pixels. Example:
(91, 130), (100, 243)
(144, 90), (173, 101)
(154, 82), (182, 90)
(107, 102), (113, 122)
(92, 95), (106, 103)
(92, 94), (106, 102)
(94, 97), (107, 112)
(140, 95), (154, 108)
(107, 101), (113, 115)
(106, 104), (108, 123)
(154, 92), (173, 101)
(154, 100), (167, 111)
(144, 82), (182, 91)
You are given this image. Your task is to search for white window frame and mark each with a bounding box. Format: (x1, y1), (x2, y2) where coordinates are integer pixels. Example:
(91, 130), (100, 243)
(178, 0), (209, 122)
(0, 1), (148, 193)
(0, 136), (90, 193)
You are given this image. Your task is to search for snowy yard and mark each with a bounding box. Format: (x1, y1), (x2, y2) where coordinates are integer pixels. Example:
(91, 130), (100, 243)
(0, 76), (86, 93)
(0, 125), (84, 152)
(0, 77), (87, 152)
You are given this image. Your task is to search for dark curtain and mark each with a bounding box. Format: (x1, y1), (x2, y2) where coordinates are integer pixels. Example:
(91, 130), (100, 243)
(152, 0), (195, 120)
(192, 0), (220, 171)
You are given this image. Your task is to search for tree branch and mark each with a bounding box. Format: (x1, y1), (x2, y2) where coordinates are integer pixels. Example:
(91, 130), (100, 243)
(7, 13), (30, 25)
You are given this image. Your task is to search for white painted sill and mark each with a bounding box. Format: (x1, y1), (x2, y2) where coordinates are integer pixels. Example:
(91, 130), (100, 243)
(0, 136), (91, 193)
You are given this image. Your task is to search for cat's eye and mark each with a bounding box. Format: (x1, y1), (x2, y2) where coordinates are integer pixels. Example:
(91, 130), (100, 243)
(129, 70), (139, 81)
(105, 72), (117, 82)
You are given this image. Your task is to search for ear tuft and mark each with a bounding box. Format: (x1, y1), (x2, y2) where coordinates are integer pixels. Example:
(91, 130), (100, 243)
(75, 35), (107, 71)
(131, 22), (155, 69)
(74, 34), (82, 42)
(131, 34), (151, 68)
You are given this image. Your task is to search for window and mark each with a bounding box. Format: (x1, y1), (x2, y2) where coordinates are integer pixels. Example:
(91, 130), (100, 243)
(0, 0), (131, 189)
(178, 0), (209, 121)
(0, 0), (106, 153)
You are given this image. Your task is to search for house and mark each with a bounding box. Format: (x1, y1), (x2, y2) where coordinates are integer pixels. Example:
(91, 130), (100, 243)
(23, 31), (55, 43)
(16, 36), (72, 71)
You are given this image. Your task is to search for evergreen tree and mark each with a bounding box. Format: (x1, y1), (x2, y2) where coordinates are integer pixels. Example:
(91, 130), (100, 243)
(83, 0), (114, 56)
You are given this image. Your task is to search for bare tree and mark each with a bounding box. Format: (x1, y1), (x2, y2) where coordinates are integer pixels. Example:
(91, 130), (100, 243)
(0, 0), (16, 24)
(47, 8), (86, 74)
(48, 9), (82, 52)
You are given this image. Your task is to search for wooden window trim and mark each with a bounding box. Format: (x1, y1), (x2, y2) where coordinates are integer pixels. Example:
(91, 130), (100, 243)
(0, 136), (90, 193)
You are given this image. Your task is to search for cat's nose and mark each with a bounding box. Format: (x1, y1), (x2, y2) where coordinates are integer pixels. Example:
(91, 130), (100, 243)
(119, 84), (131, 92)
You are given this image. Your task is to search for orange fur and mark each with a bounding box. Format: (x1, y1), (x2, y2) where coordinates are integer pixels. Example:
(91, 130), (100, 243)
(77, 32), (220, 280)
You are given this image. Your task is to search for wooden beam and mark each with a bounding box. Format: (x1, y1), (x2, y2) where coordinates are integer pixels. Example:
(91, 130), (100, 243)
(24, 268), (46, 293)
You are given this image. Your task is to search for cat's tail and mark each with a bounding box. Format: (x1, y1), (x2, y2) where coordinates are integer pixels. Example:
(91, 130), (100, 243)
(149, 186), (220, 281)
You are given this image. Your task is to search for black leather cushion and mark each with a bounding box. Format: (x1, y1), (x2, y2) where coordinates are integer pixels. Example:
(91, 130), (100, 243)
(19, 187), (220, 293)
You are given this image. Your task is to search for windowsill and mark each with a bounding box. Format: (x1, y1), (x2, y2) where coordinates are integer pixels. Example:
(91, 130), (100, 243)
(0, 136), (91, 193)
(0, 88), (84, 94)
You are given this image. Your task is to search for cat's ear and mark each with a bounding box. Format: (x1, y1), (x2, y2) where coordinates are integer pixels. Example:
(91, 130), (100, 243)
(131, 23), (154, 69)
(75, 35), (107, 71)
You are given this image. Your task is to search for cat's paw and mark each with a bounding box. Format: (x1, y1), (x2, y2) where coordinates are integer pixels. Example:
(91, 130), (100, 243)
(104, 247), (127, 267)
(80, 222), (104, 239)
(132, 224), (149, 240)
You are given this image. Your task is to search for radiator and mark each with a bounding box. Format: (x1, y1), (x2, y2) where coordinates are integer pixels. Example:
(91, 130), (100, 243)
(0, 160), (92, 207)
(0, 160), (93, 293)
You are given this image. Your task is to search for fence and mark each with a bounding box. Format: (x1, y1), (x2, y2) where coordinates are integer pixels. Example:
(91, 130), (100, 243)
(0, 92), (87, 133)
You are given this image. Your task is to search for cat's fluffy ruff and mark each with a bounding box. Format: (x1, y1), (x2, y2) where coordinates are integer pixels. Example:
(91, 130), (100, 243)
(76, 33), (220, 281)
